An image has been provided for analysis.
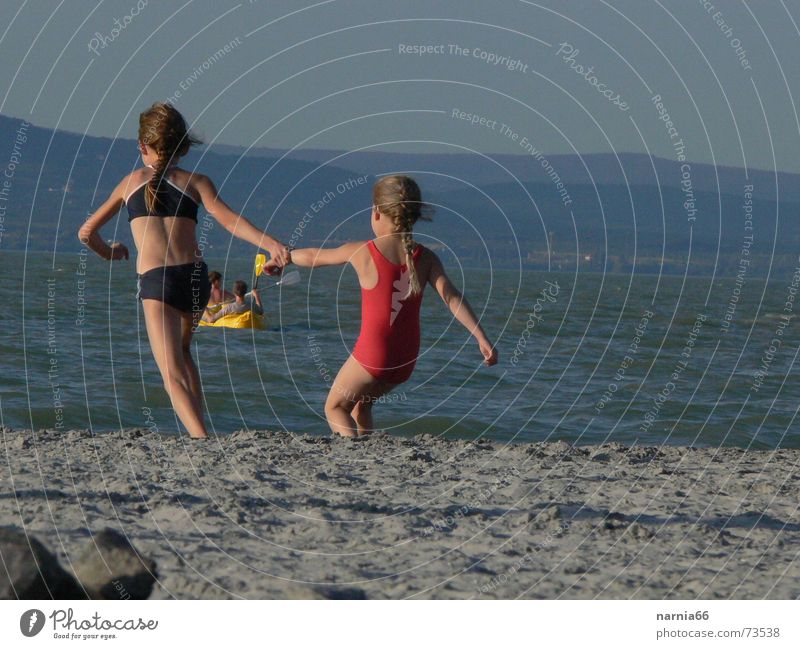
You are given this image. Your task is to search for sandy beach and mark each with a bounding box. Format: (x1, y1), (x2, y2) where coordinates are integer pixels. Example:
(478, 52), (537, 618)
(1, 427), (798, 599)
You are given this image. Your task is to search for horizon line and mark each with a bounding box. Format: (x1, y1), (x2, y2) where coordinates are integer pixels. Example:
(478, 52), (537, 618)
(2, 111), (797, 178)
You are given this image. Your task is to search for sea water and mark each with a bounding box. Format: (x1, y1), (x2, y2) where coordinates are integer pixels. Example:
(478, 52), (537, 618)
(2, 250), (798, 448)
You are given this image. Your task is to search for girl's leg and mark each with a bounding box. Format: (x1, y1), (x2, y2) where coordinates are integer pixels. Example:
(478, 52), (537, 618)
(325, 355), (394, 437)
(351, 399), (375, 436)
(142, 299), (209, 439)
(181, 311), (204, 415)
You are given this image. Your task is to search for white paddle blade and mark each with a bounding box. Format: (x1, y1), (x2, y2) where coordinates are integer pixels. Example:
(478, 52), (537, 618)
(277, 269), (301, 287)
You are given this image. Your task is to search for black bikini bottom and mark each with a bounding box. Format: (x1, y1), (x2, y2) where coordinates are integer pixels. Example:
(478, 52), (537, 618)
(137, 261), (211, 315)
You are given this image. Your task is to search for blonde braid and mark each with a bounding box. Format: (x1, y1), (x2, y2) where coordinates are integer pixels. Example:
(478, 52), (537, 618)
(372, 174), (434, 297)
(144, 151), (169, 213)
(399, 211), (420, 297)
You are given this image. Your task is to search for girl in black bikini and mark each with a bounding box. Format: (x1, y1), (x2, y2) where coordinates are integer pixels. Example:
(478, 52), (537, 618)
(79, 103), (290, 438)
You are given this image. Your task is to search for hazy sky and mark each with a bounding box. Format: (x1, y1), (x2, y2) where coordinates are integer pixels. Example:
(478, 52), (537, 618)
(1, 0), (799, 172)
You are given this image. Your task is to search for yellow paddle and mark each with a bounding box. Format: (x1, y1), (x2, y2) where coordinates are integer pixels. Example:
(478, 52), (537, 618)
(253, 253), (267, 289)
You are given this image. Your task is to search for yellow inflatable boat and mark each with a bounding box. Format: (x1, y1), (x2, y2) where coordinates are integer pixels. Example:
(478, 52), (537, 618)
(198, 265), (300, 330)
(199, 308), (266, 330)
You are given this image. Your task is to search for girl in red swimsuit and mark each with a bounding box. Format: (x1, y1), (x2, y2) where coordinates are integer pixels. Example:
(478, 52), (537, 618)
(268, 175), (498, 437)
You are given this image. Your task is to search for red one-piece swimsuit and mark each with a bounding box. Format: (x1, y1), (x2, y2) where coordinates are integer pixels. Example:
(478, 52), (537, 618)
(352, 240), (425, 384)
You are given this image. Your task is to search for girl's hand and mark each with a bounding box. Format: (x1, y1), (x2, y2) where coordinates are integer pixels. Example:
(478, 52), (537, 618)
(479, 339), (498, 366)
(109, 242), (129, 261)
(266, 240), (291, 268)
(262, 258), (282, 276)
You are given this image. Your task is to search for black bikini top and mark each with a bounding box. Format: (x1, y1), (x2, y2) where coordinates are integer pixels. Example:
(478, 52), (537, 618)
(125, 171), (199, 222)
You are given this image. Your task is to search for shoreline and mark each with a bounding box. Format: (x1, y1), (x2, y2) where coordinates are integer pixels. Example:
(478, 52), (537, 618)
(5, 425), (791, 451)
(2, 427), (798, 599)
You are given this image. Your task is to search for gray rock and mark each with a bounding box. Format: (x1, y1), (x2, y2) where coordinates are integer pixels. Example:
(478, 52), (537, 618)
(316, 585), (368, 599)
(282, 583), (368, 599)
(72, 529), (157, 600)
(0, 527), (84, 599)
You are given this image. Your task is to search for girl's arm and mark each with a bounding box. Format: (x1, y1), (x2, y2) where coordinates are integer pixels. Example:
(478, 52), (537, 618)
(266, 242), (366, 269)
(195, 175), (290, 267)
(78, 179), (129, 261)
(429, 252), (498, 366)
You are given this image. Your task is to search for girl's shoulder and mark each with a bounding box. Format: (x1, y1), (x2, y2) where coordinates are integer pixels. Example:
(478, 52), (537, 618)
(170, 166), (197, 177)
(345, 240), (374, 271)
(119, 167), (151, 195)
(168, 167), (205, 201)
(128, 166), (151, 180)
(414, 243), (436, 263)
(347, 240), (372, 251)
(348, 240), (373, 258)
(413, 245), (440, 282)
(177, 169), (216, 196)
(170, 166), (205, 184)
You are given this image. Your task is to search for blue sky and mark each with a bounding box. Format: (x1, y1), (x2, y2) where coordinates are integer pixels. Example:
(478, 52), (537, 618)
(1, 0), (798, 172)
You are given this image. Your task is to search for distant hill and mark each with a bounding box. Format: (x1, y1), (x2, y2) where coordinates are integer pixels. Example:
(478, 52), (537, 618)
(214, 143), (800, 203)
(1, 114), (797, 277)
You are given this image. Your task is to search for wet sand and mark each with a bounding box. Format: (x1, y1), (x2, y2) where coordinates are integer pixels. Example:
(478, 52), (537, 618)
(1, 428), (798, 599)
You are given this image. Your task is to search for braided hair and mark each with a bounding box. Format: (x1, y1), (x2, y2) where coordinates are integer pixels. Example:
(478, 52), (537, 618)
(372, 175), (433, 296)
(138, 103), (201, 213)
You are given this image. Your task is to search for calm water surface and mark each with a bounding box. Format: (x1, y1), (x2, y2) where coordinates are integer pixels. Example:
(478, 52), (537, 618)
(3, 250), (799, 448)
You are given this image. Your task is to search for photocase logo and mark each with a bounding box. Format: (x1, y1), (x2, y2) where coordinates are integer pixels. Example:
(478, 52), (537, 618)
(20, 609), (45, 637)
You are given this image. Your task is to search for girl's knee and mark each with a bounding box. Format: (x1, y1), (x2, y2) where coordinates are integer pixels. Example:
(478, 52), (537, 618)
(161, 365), (190, 392)
(326, 385), (355, 413)
(163, 375), (187, 395)
(324, 398), (346, 417)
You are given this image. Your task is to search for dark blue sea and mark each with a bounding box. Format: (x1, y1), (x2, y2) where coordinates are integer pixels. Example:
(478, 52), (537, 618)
(3, 250), (799, 448)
